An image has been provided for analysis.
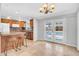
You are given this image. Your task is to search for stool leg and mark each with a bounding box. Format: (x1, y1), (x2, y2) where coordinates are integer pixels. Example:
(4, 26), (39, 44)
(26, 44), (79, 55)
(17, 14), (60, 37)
(17, 39), (21, 50)
(24, 38), (27, 47)
(12, 41), (17, 52)
(4, 38), (7, 56)
(15, 41), (18, 51)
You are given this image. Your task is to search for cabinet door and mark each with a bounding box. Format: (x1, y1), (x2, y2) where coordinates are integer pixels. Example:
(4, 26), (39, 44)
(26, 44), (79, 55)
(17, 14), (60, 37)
(19, 21), (25, 27)
(30, 20), (33, 27)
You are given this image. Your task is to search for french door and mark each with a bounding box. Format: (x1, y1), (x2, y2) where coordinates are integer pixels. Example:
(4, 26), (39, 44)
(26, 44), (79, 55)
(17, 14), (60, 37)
(44, 20), (64, 43)
(45, 20), (54, 42)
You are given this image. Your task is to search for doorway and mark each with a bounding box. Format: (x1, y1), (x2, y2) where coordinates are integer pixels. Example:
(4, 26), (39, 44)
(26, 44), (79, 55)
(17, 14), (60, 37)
(44, 20), (64, 43)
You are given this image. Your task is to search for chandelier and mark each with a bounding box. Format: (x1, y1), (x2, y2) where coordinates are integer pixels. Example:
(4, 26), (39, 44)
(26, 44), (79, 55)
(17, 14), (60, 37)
(40, 3), (55, 14)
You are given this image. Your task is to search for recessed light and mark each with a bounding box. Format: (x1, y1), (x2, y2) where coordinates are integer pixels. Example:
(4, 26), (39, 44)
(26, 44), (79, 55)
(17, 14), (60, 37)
(6, 16), (11, 19)
(16, 11), (19, 14)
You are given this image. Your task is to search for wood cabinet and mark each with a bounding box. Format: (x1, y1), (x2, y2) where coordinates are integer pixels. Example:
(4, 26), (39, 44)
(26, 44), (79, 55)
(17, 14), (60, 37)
(19, 21), (25, 27)
(25, 31), (33, 40)
(1, 18), (10, 23)
(28, 32), (33, 40)
(30, 19), (33, 27)
(1, 18), (25, 27)
(29, 19), (33, 40)
(0, 18), (1, 23)
(30, 32), (33, 40)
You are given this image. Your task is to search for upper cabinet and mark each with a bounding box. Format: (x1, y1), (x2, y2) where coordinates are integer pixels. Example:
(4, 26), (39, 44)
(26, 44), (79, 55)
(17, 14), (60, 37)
(19, 21), (25, 27)
(30, 19), (33, 28)
(0, 18), (1, 23)
(1, 18), (25, 27)
(1, 18), (10, 23)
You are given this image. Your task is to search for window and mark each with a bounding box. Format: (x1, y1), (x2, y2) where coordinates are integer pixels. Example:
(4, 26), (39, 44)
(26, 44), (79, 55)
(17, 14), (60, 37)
(56, 26), (63, 31)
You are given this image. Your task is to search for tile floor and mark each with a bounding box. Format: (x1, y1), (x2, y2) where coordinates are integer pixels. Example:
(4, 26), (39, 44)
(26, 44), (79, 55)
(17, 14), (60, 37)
(0, 40), (79, 56)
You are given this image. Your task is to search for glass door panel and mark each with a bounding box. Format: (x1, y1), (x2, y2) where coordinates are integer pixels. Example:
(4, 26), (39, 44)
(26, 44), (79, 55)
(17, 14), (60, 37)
(45, 21), (54, 42)
(54, 21), (64, 42)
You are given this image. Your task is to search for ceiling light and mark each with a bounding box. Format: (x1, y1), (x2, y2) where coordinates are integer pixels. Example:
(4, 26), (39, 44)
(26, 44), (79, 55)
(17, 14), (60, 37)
(40, 3), (55, 14)
(16, 11), (19, 14)
(6, 16), (11, 19)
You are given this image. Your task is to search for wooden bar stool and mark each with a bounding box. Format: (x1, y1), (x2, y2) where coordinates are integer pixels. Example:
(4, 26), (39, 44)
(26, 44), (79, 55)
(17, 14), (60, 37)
(16, 35), (22, 50)
(3, 35), (12, 56)
(4, 35), (18, 56)
(3, 36), (8, 56)
(24, 32), (29, 47)
(10, 35), (18, 51)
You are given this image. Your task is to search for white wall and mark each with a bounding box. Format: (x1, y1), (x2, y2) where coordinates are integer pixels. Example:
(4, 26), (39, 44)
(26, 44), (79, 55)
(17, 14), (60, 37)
(37, 20), (44, 40)
(65, 14), (77, 47)
(37, 13), (77, 47)
(0, 3), (1, 18)
(33, 19), (38, 41)
(77, 11), (79, 50)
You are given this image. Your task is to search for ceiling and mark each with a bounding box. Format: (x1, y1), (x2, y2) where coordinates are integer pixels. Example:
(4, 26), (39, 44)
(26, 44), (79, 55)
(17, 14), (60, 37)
(1, 3), (79, 20)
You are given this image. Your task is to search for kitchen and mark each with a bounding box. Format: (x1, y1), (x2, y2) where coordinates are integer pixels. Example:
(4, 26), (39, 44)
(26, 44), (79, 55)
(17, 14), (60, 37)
(0, 17), (33, 55)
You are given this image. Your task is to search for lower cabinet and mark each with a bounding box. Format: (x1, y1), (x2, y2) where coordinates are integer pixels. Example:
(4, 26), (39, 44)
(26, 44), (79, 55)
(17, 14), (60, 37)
(28, 32), (33, 40)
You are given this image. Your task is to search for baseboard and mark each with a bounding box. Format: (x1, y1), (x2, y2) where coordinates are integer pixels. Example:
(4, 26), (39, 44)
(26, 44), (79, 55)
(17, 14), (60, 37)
(63, 43), (76, 48)
(36, 40), (77, 48)
(36, 40), (46, 41)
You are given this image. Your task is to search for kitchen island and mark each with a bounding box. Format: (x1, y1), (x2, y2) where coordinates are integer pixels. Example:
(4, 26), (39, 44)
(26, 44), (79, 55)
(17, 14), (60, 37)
(0, 32), (26, 55)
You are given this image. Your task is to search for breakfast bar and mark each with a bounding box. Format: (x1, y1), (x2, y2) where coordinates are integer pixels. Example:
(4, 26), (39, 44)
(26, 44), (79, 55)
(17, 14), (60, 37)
(0, 32), (26, 55)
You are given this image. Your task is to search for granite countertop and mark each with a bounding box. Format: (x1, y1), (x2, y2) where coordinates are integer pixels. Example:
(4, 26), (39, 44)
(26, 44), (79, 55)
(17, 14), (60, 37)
(1, 32), (26, 36)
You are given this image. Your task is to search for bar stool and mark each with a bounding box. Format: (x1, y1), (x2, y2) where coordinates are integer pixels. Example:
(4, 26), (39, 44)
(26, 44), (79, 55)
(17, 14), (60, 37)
(7, 36), (12, 50)
(24, 32), (29, 47)
(4, 35), (18, 56)
(16, 35), (23, 50)
(3, 36), (8, 56)
(10, 35), (18, 51)
(4, 35), (12, 56)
